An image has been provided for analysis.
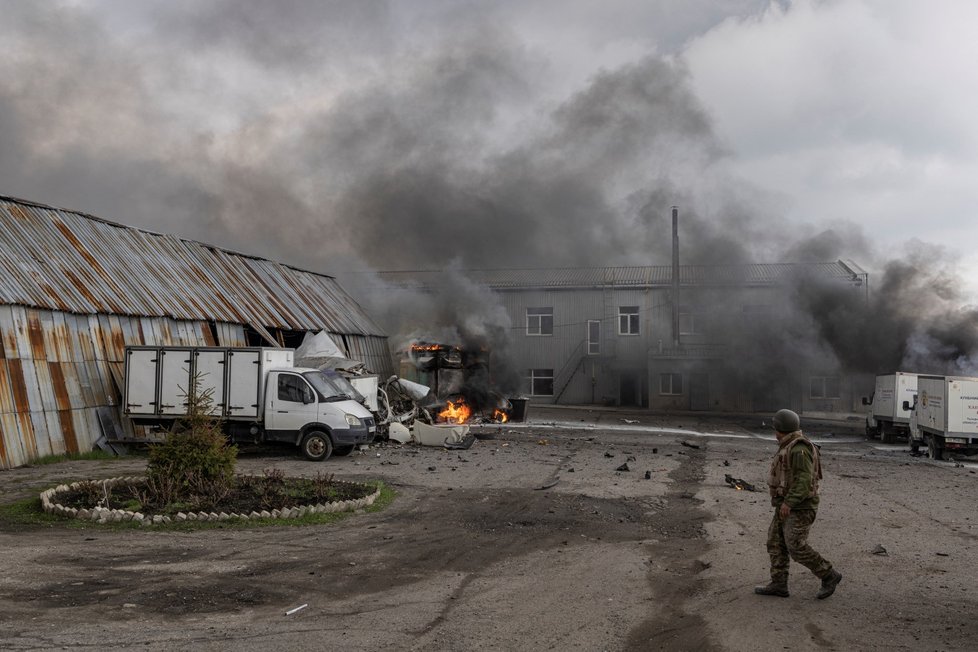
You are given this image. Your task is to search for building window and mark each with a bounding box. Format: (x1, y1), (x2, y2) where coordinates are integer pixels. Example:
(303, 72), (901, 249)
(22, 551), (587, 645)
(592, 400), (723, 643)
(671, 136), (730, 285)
(618, 306), (640, 335)
(526, 307), (554, 336)
(679, 306), (699, 335)
(528, 369), (554, 396)
(660, 373), (683, 396)
(810, 376), (841, 399)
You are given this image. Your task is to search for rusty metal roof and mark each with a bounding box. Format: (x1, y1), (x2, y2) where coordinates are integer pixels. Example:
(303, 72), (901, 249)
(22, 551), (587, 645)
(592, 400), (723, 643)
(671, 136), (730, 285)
(374, 261), (867, 290)
(0, 195), (386, 337)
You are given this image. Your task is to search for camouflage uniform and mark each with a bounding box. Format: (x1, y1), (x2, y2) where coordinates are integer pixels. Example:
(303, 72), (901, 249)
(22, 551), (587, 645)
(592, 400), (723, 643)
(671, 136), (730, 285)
(765, 431), (834, 583)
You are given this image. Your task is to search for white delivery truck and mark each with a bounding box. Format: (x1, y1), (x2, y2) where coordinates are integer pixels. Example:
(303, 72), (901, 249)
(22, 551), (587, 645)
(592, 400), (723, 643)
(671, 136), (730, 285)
(123, 346), (375, 461)
(862, 372), (918, 443)
(907, 375), (978, 460)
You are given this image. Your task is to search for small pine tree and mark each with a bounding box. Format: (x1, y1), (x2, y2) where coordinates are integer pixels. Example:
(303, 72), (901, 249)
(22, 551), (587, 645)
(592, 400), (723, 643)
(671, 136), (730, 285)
(146, 372), (237, 505)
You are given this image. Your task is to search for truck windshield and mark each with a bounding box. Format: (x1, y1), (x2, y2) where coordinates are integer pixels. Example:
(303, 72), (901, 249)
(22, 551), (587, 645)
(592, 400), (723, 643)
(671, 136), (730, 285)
(304, 371), (349, 402)
(322, 370), (366, 404)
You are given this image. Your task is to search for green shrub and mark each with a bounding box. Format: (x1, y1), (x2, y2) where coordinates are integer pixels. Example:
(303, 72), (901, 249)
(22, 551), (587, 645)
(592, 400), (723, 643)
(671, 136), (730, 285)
(144, 374), (237, 508)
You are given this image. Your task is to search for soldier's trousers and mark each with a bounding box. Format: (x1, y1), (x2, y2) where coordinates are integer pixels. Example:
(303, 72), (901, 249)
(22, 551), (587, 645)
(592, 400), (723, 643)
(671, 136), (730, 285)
(767, 509), (833, 583)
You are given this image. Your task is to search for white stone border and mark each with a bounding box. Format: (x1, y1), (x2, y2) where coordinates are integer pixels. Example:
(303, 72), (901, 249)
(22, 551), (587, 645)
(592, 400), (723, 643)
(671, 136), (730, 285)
(40, 476), (382, 526)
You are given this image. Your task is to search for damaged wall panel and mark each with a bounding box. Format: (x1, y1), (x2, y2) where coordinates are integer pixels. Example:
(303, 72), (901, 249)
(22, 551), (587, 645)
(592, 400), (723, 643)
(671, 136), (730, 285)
(0, 305), (278, 467)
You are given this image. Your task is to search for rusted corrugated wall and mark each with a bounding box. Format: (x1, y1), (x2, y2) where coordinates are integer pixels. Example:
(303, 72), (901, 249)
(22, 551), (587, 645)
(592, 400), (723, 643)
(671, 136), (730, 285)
(0, 305), (248, 468)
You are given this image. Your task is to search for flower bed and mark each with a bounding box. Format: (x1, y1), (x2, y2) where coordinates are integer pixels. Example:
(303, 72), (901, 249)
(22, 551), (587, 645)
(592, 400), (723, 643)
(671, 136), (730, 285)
(40, 475), (381, 526)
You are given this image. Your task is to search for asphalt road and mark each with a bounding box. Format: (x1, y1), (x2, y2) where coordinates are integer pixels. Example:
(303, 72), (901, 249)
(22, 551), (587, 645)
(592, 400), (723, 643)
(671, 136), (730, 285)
(1, 408), (976, 651)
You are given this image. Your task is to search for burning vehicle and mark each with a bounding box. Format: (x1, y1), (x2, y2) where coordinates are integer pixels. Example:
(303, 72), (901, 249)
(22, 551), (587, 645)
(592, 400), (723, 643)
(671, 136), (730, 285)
(401, 341), (524, 426)
(294, 330), (525, 447)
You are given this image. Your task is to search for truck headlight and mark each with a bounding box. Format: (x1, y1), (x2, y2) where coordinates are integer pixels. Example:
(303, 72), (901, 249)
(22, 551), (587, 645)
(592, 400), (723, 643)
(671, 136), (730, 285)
(345, 414), (362, 427)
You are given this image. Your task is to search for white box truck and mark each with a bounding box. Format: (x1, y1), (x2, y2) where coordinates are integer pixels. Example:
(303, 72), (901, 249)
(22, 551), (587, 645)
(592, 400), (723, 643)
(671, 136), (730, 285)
(907, 375), (978, 460)
(862, 372), (918, 443)
(124, 346), (375, 461)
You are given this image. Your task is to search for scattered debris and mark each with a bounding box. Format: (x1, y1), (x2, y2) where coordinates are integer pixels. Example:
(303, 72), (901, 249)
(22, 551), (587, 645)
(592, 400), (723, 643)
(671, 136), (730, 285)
(680, 441), (700, 450)
(604, 451), (614, 458)
(723, 460), (730, 467)
(387, 422), (412, 444)
(652, 448), (658, 454)
(536, 479), (560, 491)
(286, 604), (308, 616)
(724, 474), (757, 492)
(871, 544), (888, 556)
(443, 434), (476, 450)
(936, 552), (949, 557)
(644, 470), (651, 480)
(537, 439), (549, 445)
(414, 421), (470, 447)
(626, 455), (636, 462)
(620, 418), (640, 424)
(616, 462), (630, 472)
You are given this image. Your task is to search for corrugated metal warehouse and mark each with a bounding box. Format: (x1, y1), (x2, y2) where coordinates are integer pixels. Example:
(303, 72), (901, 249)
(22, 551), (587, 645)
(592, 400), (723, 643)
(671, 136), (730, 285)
(377, 261), (870, 414)
(0, 195), (393, 469)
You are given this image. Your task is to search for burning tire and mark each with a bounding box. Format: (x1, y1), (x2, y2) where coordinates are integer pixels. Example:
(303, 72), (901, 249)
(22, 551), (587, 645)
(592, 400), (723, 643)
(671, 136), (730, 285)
(301, 431), (333, 462)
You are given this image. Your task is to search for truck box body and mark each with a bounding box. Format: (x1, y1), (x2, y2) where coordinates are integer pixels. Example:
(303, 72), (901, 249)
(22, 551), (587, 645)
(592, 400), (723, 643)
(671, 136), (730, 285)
(125, 346), (293, 421)
(124, 346), (374, 460)
(872, 373), (917, 425)
(911, 375), (978, 459)
(864, 372), (918, 442)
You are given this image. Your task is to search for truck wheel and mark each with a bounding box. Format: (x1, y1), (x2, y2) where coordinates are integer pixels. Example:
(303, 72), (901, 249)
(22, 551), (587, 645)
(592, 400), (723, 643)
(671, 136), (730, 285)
(927, 438), (944, 461)
(332, 445), (355, 457)
(300, 431), (333, 461)
(880, 422), (894, 444)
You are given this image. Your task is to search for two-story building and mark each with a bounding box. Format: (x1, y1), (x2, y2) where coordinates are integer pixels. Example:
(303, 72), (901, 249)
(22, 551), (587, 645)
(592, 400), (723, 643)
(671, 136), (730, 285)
(377, 260), (870, 415)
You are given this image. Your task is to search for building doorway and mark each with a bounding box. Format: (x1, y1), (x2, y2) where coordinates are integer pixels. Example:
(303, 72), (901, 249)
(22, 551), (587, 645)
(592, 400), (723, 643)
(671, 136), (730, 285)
(690, 373), (709, 411)
(620, 371), (641, 407)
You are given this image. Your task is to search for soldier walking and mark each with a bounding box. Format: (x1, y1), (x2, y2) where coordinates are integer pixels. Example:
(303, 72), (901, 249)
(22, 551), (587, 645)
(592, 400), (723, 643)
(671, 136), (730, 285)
(755, 409), (843, 599)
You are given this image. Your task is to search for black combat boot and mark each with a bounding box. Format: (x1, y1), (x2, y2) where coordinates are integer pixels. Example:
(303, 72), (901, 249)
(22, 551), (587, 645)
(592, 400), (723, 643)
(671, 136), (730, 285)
(816, 569), (842, 599)
(754, 582), (789, 597)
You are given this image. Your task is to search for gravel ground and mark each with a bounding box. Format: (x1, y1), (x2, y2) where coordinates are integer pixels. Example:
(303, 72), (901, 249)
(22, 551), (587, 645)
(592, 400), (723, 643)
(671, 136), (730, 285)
(0, 406), (975, 651)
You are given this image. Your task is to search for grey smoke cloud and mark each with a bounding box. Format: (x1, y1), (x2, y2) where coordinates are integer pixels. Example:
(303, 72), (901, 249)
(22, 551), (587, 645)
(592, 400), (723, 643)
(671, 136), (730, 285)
(1, 0), (976, 385)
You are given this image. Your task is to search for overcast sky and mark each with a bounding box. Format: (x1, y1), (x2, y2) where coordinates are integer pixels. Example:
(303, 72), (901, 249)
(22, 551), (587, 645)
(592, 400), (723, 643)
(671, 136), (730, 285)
(2, 0), (976, 299)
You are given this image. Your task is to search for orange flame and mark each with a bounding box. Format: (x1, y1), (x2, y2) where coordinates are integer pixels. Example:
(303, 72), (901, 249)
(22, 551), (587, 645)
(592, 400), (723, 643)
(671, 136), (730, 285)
(438, 399), (472, 424)
(493, 409), (509, 423)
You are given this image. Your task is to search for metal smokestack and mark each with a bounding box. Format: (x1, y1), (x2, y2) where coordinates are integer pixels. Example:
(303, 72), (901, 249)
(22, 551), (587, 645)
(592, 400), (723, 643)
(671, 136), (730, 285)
(672, 206), (680, 348)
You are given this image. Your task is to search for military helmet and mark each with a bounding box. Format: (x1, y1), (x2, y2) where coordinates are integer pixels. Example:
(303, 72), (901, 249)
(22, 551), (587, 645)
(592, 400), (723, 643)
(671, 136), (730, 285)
(773, 408), (800, 433)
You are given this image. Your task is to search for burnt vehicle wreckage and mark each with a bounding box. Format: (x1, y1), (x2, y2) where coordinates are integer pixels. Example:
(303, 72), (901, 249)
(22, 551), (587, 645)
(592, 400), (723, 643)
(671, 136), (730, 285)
(292, 336), (527, 454)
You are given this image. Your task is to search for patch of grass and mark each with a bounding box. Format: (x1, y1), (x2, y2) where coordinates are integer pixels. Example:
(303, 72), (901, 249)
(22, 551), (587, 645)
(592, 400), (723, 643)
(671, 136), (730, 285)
(31, 450), (117, 466)
(0, 497), (80, 529)
(0, 483), (396, 532)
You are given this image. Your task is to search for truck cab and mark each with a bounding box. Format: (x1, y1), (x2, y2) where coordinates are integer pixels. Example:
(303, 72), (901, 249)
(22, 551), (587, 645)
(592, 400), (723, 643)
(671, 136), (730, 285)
(261, 368), (374, 460)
